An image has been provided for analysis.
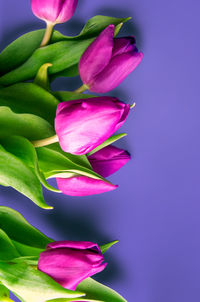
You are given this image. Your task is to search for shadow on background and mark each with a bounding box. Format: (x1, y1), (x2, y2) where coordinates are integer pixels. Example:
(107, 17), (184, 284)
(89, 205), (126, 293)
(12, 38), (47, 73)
(43, 188), (124, 283)
(0, 182), (124, 283)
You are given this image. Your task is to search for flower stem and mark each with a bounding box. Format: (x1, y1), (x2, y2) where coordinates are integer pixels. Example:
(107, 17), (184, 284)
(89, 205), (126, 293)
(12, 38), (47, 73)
(73, 84), (89, 94)
(32, 135), (59, 148)
(40, 22), (54, 47)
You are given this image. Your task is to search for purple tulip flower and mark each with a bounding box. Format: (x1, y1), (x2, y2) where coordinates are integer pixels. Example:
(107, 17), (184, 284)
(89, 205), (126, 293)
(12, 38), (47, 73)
(55, 96), (130, 155)
(88, 145), (131, 177)
(38, 241), (107, 290)
(79, 24), (143, 93)
(31, 0), (78, 24)
(56, 145), (130, 196)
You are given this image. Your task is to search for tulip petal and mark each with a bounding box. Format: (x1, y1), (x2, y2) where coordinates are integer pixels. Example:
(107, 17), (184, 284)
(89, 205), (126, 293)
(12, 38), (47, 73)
(38, 244), (107, 290)
(88, 145), (131, 177)
(47, 241), (102, 253)
(56, 176), (117, 196)
(57, 0), (78, 23)
(90, 51), (143, 93)
(112, 36), (137, 57)
(79, 25), (115, 85)
(31, 0), (63, 23)
(55, 97), (130, 155)
(31, 0), (78, 23)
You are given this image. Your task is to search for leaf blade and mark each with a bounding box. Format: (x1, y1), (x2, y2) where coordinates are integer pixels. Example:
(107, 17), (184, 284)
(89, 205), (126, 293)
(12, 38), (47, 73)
(77, 278), (127, 302)
(0, 206), (52, 249)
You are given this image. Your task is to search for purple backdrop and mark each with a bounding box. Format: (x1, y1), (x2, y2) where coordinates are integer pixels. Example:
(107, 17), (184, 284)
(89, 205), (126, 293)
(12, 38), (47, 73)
(1, 0), (200, 301)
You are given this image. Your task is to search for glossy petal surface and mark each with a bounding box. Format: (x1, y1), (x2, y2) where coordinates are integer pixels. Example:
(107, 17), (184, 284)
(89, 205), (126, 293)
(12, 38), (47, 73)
(57, 176), (117, 196)
(55, 97), (130, 155)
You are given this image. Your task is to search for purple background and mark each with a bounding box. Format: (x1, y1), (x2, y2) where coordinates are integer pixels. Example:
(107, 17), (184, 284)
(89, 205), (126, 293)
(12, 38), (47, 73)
(1, 0), (200, 301)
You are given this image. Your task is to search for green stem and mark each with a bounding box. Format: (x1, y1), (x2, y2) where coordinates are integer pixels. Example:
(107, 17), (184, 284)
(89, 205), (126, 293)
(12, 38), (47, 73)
(73, 84), (89, 94)
(32, 135), (59, 148)
(40, 22), (54, 47)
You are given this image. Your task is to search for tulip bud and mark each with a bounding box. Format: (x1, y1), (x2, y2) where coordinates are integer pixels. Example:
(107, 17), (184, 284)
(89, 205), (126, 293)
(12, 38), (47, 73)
(38, 241), (107, 290)
(56, 175), (117, 196)
(88, 145), (131, 177)
(56, 145), (130, 196)
(55, 97), (130, 155)
(31, 0), (78, 24)
(79, 25), (143, 93)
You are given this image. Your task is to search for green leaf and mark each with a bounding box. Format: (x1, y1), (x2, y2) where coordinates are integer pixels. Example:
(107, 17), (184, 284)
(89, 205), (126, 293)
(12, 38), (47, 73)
(51, 64), (79, 79)
(75, 16), (131, 39)
(0, 135), (60, 193)
(87, 133), (127, 156)
(0, 206), (52, 249)
(114, 23), (124, 36)
(36, 145), (107, 181)
(0, 16), (130, 86)
(34, 63), (52, 91)
(53, 91), (96, 102)
(0, 229), (20, 261)
(12, 241), (43, 258)
(0, 262), (84, 302)
(0, 83), (59, 125)
(0, 38), (93, 86)
(77, 278), (127, 302)
(0, 30), (45, 76)
(100, 240), (119, 254)
(0, 136), (54, 208)
(0, 282), (11, 302)
(46, 143), (92, 170)
(0, 144), (50, 209)
(0, 106), (54, 140)
(8, 256), (39, 266)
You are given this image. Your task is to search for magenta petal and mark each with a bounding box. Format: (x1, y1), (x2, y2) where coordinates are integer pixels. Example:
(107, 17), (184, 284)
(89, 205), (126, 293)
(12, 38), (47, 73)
(47, 241), (101, 253)
(88, 145), (131, 177)
(56, 0), (78, 23)
(56, 176), (117, 196)
(112, 37), (137, 57)
(114, 102), (130, 132)
(90, 51), (143, 93)
(38, 246), (107, 290)
(31, 0), (78, 23)
(31, 0), (63, 22)
(55, 97), (130, 155)
(79, 25), (115, 85)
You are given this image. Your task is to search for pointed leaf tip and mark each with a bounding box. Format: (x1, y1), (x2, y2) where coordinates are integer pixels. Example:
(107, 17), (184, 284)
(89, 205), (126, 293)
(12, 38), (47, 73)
(100, 240), (119, 254)
(130, 103), (136, 109)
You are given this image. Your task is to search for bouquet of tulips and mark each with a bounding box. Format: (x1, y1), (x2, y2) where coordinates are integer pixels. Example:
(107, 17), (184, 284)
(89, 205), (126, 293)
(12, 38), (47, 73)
(0, 0), (142, 209)
(0, 0), (143, 301)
